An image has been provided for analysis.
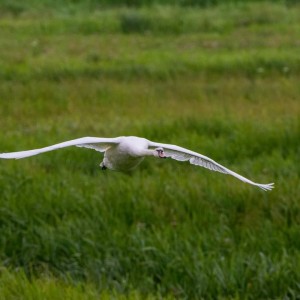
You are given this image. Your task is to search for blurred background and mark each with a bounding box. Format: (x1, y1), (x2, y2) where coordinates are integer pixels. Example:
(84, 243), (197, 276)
(0, 0), (299, 299)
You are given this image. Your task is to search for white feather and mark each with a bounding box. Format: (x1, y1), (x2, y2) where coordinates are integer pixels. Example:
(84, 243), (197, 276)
(148, 140), (274, 191)
(0, 137), (120, 159)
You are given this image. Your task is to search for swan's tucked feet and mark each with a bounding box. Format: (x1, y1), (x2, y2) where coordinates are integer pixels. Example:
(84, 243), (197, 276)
(100, 162), (107, 170)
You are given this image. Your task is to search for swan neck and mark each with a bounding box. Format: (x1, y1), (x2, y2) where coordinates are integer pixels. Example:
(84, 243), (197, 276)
(141, 149), (155, 157)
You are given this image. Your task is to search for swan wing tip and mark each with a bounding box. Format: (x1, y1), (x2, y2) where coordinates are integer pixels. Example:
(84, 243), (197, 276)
(0, 153), (17, 159)
(0, 151), (33, 159)
(257, 182), (275, 191)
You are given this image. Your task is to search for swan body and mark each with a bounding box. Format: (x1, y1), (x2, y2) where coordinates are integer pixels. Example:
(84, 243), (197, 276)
(100, 136), (149, 171)
(0, 136), (274, 191)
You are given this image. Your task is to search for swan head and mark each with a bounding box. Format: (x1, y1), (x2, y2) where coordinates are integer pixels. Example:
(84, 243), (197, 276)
(154, 147), (167, 158)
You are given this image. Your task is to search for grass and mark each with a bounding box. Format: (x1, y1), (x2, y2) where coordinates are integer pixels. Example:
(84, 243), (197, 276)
(0, 1), (300, 299)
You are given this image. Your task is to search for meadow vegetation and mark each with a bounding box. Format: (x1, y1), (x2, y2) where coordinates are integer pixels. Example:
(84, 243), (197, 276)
(0, 1), (299, 299)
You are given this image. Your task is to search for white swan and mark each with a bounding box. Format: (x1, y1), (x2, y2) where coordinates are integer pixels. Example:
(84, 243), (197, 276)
(0, 136), (274, 191)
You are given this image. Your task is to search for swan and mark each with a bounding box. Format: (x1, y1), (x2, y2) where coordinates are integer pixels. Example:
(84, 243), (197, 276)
(0, 136), (274, 191)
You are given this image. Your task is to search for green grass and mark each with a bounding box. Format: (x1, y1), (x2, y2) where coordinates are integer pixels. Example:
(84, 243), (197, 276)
(0, 2), (300, 299)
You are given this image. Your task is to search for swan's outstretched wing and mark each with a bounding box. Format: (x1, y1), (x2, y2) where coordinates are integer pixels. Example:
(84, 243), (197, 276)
(0, 137), (120, 159)
(148, 140), (274, 191)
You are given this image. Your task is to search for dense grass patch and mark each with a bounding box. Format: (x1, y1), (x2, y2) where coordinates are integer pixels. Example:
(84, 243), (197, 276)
(0, 0), (296, 17)
(0, 2), (300, 299)
(0, 3), (300, 82)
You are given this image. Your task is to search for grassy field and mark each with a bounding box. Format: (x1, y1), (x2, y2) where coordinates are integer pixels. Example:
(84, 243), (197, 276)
(0, 1), (300, 299)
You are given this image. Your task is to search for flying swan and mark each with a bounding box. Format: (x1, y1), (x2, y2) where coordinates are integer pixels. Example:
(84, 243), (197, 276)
(0, 136), (274, 191)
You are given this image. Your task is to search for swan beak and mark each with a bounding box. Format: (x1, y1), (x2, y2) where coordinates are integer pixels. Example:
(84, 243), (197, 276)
(155, 147), (167, 158)
(159, 152), (167, 159)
